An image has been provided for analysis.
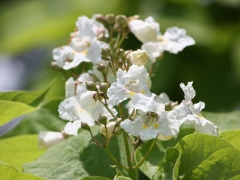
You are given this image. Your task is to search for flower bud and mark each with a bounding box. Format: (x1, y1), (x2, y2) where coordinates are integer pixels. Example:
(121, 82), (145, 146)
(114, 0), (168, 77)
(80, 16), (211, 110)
(85, 81), (97, 91)
(81, 122), (91, 131)
(95, 14), (106, 23)
(101, 48), (111, 57)
(116, 15), (127, 27)
(128, 49), (150, 66)
(158, 134), (173, 141)
(39, 131), (66, 149)
(96, 64), (106, 72)
(93, 92), (104, 100)
(105, 14), (115, 24)
(165, 101), (178, 111)
(116, 48), (125, 58)
(99, 83), (109, 93)
(98, 114), (107, 125)
(100, 121), (122, 137)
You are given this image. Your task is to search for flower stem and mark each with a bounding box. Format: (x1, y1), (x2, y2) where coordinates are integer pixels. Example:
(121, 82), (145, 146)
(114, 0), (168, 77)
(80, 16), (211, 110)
(104, 147), (128, 171)
(123, 131), (137, 179)
(133, 136), (158, 169)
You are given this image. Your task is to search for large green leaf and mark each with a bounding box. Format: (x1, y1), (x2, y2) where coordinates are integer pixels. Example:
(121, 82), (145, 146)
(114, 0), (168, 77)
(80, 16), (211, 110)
(221, 129), (240, 149)
(0, 135), (45, 169)
(1, 98), (65, 138)
(81, 177), (111, 180)
(0, 80), (55, 107)
(135, 127), (194, 179)
(0, 161), (46, 180)
(152, 148), (180, 180)
(202, 111), (240, 132)
(175, 134), (240, 179)
(24, 129), (128, 180)
(0, 100), (36, 126)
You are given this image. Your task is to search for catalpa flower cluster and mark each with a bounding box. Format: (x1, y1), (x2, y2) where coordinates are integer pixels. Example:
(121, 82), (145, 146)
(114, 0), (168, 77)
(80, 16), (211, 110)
(51, 14), (218, 142)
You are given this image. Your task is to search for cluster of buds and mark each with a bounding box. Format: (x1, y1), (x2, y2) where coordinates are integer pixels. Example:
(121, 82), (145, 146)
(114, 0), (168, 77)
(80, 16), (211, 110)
(51, 14), (217, 144)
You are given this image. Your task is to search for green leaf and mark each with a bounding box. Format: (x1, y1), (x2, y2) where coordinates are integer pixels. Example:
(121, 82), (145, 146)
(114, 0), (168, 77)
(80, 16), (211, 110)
(0, 161), (46, 180)
(81, 177), (111, 180)
(175, 133), (240, 180)
(135, 127), (195, 179)
(221, 129), (240, 149)
(0, 80), (55, 106)
(202, 111), (240, 132)
(0, 135), (45, 169)
(24, 129), (128, 180)
(117, 176), (132, 180)
(0, 100), (36, 126)
(1, 98), (65, 138)
(152, 148), (180, 180)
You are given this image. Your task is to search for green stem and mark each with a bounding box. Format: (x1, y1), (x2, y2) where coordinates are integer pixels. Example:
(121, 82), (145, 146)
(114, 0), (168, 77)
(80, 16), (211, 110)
(123, 131), (136, 179)
(105, 147), (128, 171)
(133, 136), (158, 169)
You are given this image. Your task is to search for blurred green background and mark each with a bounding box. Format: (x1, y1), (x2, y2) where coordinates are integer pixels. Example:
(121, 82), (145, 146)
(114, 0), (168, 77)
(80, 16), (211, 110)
(1, 0), (240, 112)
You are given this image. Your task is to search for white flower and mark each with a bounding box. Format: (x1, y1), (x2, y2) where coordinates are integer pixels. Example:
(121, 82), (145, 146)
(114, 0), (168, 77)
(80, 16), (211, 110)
(161, 27), (195, 54)
(39, 131), (66, 148)
(142, 27), (195, 62)
(65, 77), (75, 98)
(76, 15), (108, 40)
(128, 16), (159, 43)
(107, 65), (151, 106)
(120, 109), (183, 140)
(173, 82), (218, 136)
(59, 83), (117, 135)
(180, 81), (196, 104)
(141, 42), (165, 63)
(128, 49), (150, 66)
(52, 15), (109, 70)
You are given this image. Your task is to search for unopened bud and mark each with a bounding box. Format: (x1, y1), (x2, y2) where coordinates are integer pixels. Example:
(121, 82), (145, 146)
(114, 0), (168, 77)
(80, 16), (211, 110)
(165, 101), (178, 111)
(100, 121), (122, 137)
(101, 48), (111, 56)
(158, 134), (173, 141)
(116, 15), (127, 27)
(99, 83), (109, 93)
(85, 81), (97, 91)
(96, 64), (106, 72)
(105, 14), (115, 24)
(115, 118), (122, 126)
(51, 61), (60, 69)
(93, 92), (104, 100)
(128, 49), (150, 66)
(116, 48), (125, 58)
(39, 131), (66, 149)
(95, 14), (106, 23)
(81, 122), (91, 131)
(98, 114), (107, 125)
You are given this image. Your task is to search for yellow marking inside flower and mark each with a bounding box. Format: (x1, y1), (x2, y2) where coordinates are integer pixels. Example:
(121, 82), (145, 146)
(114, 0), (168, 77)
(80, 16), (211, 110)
(158, 36), (164, 42)
(78, 108), (85, 113)
(72, 51), (76, 55)
(142, 124), (148, 129)
(81, 50), (88, 55)
(198, 114), (204, 119)
(141, 90), (145, 94)
(153, 123), (159, 129)
(129, 91), (135, 96)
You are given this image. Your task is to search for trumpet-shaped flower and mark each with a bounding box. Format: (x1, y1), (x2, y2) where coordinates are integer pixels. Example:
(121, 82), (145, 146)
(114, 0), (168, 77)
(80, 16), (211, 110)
(128, 16), (159, 43)
(107, 64), (151, 106)
(59, 82), (117, 135)
(173, 82), (218, 135)
(162, 27), (195, 54)
(120, 109), (183, 140)
(142, 27), (195, 62)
